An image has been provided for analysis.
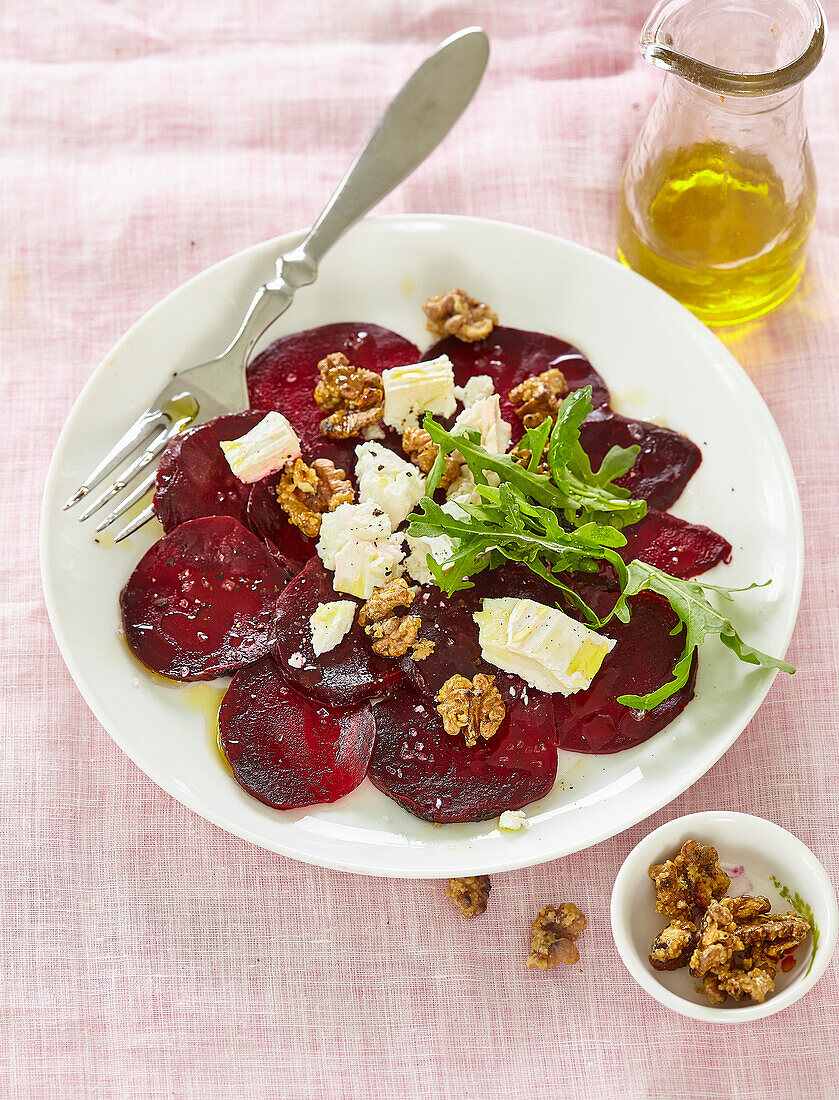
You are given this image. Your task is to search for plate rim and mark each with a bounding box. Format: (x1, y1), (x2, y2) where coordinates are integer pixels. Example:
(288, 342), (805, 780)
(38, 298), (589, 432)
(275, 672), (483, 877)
(40, 213), (805, 877)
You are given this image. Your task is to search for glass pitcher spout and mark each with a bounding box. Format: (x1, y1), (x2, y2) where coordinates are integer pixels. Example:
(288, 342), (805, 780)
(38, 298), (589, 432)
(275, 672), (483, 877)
(618, 0), (828, 326)
(640, 0), (826, 95)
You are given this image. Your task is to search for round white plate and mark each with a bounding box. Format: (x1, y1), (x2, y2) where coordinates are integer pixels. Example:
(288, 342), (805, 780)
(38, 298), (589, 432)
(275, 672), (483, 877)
(41, 215), (803, 878)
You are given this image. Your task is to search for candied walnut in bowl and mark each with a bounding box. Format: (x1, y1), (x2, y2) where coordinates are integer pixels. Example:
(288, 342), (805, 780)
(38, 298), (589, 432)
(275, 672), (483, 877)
(610, 812), (837, 1022)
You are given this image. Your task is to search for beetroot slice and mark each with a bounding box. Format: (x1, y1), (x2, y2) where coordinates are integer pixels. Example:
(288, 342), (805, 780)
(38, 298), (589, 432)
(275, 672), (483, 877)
(422, 326), (611, 433)
(271, 556), (403, 705)
(620, 509), (731, 579)
(219, 656), (375, 809)
(580, 409), (701, 511)
(120, 516), (287, 681)
(370, 681), (557, 823)
(153, 412), (266, 533)
(246, 322), (420, 468)
(553, 579), (696, 755)
(247, 471), (317, 572)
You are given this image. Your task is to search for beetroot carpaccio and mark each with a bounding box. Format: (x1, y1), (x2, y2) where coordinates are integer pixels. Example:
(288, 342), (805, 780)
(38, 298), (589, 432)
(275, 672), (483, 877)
(119, 308), (736, 825)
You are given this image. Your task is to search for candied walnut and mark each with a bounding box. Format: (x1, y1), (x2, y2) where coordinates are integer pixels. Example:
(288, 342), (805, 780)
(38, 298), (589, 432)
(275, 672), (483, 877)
(509, 368), (568, 430)
(702, 972), (728, 1005)
(410, 637), (435, 661)
(275, 457), (353, 538)
(689, 897), (811, 1005)
(649, 839), (730, 919)
(401, 426), (461, 490)
(436, 673), (506, 748)
(423, 289), (498, 343)
(445, 875), (491, 918)
(526, 903), (587, 970)
(358, 577), (415, 627)
(367, 614), (422, 658)
(358, 579), (429, 660)
(649, 919), (697, 972)
(314, 352), (385, 439)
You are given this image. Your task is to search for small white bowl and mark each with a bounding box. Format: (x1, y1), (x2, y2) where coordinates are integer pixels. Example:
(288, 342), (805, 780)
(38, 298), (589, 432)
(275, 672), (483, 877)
(611, 811), (838, 1022)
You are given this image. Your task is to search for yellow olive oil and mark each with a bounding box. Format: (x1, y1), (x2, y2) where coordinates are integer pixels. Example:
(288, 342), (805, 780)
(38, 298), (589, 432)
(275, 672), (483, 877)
(618, 142), (815, 326)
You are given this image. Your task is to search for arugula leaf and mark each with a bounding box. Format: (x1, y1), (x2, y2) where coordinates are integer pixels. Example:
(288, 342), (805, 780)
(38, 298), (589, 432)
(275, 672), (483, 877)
(770, 875), (819, 977)
(613, 560), (795, 709)
(406, 392), (794, 712)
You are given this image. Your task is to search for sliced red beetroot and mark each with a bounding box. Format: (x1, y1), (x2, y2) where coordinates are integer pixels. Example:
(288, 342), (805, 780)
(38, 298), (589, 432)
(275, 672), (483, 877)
(246, 322), (420, 468)
(580, 409), (701, 512)
(154, 412), (266, 533)
(620, 510), (731, 579)
(246, 471), (317, 572)
(120, 516), (287, 681)
(219, 656), (375, 809)
(271, 556), (403, 705)
(553, 581), (696, 755)
(369, 681), (557, 823)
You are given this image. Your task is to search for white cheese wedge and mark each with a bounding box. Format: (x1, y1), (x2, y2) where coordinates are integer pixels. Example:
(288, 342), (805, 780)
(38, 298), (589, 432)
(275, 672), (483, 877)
(382, 354), (456, 431)
(446, 470), (482, 506)
(452, 394), (511, 455)
(316, 502), (392, 570)
(219, 412), (301, 484)
(474, 597), (615, 695)
(355, 441), (426, 529)
(332, 535), (404, 599)
(309, 600), (356, 656)
(498, 810), (528, 832)
(454, 374), (495, 408)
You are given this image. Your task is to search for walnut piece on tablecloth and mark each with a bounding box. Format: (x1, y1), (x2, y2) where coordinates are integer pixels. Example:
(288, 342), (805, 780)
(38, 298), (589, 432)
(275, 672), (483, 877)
(526, 903), (587, 970)
(435, 673), (505, 747)
(423, 289), (498, 343)
(401, 425), (461, 490)
(445, 875), (491, 918)
(649, 839), (730, 919)
(314, 351), (385, 439)
(508, 368), (568, 430)
(358, 578), (430, 660)
(275, 457), (353, 538)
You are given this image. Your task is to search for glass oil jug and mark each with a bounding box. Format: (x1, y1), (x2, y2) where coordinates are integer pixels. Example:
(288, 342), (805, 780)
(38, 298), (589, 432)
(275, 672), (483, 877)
(617, 0), (826, 326)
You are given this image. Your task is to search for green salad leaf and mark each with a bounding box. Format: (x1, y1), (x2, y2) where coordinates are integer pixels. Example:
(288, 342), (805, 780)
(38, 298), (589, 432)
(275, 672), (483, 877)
(406, 387), (794, 711)
(770, 875), (819, 976)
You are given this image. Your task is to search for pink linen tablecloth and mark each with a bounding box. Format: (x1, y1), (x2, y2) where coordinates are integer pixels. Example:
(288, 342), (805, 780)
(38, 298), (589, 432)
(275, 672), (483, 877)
(2, 1), (838, 1096)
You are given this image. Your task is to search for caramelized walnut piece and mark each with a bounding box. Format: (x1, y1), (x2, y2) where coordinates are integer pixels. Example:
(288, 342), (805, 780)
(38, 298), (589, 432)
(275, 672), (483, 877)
(689, 897), (811, 1005)
(435, 673), (506, 747)
(275, 457), (353, 538)
(410, 637), (435, 662)
(358, 578), (430, 660)
(314, 352), (385, 439)
(649, 839), (730, 919)
(401, 426), (461, 490)
(649, 919), (697, 971)
(423, 289), (498, 343)
(509, 368), (568, 430)
(526, 903), (587, 970)
(445, 875), (491, 918)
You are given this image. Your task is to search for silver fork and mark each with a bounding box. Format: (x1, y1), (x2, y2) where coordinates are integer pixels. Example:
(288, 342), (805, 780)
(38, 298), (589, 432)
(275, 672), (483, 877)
(63, 26), (490, 542)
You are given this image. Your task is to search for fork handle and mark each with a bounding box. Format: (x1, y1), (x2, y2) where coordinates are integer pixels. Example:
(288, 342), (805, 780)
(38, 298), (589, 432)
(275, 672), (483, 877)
(265, 27), (489, 298)
(221, 27), (488, 382)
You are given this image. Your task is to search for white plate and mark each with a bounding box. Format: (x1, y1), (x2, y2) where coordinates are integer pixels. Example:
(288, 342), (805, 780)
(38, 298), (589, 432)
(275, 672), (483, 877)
(41, 215), (803, 878)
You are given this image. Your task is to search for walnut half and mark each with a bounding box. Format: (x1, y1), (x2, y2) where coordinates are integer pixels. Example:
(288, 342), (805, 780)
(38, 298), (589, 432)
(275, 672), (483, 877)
(526, 903), (587, 970)
(275, 457), (353, 538)
(509, 368), (568, 430)
(435, 673), (505, 747)
(423, 289), (498, 343)
(401, 426), (461, 490)
(445, 876), (491, 918)
(358, 578), (433, 660)
(314, 352), (385, 439)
